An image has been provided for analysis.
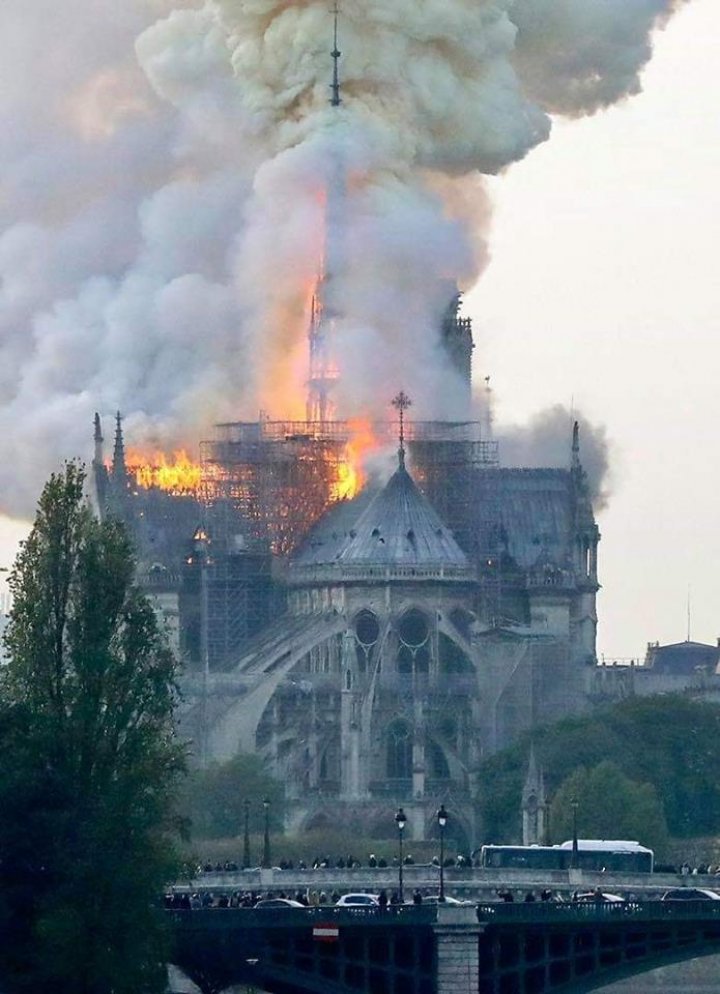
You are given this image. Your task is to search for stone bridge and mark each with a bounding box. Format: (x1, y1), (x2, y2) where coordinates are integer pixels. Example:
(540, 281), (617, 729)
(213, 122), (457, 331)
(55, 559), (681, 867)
(181, 864), (714, 902)
(169, 900), (720, 994)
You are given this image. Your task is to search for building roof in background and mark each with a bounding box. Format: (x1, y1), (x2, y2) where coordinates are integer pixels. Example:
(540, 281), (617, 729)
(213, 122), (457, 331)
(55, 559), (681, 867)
(643, 640), (720, 675)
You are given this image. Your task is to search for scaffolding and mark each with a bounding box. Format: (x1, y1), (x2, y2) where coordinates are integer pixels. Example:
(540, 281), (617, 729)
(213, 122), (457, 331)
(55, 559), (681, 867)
(200, 418), (499, 559)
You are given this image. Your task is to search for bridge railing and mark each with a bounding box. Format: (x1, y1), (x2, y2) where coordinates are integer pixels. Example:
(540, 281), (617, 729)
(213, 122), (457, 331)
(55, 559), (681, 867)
(476, 900), (720, 923)
(169, 905), (438, 929)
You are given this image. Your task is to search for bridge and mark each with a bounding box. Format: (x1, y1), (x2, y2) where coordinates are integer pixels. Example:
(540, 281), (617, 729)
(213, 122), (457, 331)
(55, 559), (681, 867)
(181, 863), (718, 902)
(169, 901), (720, 994)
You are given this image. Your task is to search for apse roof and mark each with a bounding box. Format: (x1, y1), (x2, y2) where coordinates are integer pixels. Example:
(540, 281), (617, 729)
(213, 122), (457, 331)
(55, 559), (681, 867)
(336, 464), (469, 568)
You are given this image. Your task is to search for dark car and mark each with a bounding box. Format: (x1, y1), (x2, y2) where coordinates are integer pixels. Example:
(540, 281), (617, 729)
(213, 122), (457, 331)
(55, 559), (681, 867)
(255, 898), (305, 909)
(661, 888), (720, 901)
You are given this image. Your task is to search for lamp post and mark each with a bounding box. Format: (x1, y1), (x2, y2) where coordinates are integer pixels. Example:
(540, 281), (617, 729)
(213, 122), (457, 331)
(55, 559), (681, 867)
(243, 799), (251, 869)
(261, 797), (271, 869)
(395, 807), (407, 903)
(437, 804), (449, 902)
(570, 796), (579, 870)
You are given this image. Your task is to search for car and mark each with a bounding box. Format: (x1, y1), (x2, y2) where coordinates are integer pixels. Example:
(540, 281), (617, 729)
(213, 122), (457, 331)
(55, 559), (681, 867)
(422, 895), (472, 906)
(573, 891), (626, 903)
(335, 893), (379, 907)
(661, 888), (720, 901)
(254, 897), (305, 909)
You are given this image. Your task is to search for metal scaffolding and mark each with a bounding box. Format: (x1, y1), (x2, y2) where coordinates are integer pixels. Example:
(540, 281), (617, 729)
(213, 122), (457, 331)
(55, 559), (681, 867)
(199, 418), (499, 559)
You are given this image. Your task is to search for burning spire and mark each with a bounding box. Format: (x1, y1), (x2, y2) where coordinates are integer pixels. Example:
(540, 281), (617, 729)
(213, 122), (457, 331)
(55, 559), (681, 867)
(306, 3), (345, 425)
(330, 2), (341, 109)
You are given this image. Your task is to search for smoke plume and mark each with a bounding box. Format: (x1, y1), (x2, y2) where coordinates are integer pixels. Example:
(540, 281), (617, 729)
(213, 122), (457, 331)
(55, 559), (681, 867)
(498, 406), (611, 509)
(0, 0), (684, 514)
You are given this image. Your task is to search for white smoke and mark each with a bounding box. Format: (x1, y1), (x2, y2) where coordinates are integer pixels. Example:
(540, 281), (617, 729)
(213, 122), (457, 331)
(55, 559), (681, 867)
(0, 0), (684, 514)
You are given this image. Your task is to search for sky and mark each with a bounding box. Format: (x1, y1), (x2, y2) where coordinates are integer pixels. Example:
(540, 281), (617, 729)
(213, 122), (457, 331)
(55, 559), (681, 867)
(0, 0), (718, 660)
(466, 0), (720, 658)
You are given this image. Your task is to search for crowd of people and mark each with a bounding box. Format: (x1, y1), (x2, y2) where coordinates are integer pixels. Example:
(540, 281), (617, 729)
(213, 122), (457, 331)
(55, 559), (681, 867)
(194, 853), (472, 874)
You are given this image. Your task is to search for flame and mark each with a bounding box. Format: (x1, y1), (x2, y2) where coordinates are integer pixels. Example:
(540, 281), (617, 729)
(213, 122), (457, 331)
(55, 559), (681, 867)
(126, 449), (202, 495)
(331, 419), (378, 502)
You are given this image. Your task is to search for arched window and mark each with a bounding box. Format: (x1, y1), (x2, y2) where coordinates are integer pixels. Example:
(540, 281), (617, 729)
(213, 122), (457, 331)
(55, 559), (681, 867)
(427, 739), (450, 780)
(387, 722), (412, 780)
(397, 609), (430, 648)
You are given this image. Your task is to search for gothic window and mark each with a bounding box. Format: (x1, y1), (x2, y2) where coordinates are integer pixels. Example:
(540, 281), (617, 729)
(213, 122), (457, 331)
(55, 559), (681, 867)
(397, 609), (429, 648)
(427, 740), (450, 780)
(415, 646), (430, 673)
(397, 645), (413, 675)
(396, 609), (431, 676)
(345, 668), (352, 691)
(355, 610), (380, 646)
(387, 722), (412, 780)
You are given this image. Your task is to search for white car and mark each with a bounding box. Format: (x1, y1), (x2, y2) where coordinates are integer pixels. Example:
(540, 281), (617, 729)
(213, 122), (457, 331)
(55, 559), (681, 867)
(423, 895), (472, 906)
(255, 897), (305, 909)
(573, 891), (626, 903)
(335, 893), (379, 907)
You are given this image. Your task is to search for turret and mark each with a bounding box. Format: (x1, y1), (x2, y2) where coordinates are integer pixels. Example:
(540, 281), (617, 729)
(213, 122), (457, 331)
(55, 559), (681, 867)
(569, 422), (600, 665)
(570, 421), (600, 585)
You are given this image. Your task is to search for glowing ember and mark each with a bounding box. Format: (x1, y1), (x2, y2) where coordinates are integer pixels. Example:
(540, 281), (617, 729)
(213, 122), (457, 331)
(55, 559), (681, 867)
(127, 449), (202, 495)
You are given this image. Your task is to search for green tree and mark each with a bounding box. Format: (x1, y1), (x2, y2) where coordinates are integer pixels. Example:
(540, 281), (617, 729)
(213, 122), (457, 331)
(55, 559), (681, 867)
(181, 752), (284, 839)
(0, 464), (185, 994)
(478, 696), (720, 844)
(548, 761), (669, 853)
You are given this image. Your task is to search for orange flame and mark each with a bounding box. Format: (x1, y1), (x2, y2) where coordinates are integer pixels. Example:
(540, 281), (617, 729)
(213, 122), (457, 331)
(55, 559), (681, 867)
(126, 449), (202, 495)
(331, 419), (377, 502)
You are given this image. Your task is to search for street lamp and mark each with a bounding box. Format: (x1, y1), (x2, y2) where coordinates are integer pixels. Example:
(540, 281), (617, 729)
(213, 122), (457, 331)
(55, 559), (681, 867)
(243, 799), (251, 869)
(570, 797), (579, 869)
(261, 797), (271, 869)
(437, 804), (449, 902)
(395, 807), (407, 903)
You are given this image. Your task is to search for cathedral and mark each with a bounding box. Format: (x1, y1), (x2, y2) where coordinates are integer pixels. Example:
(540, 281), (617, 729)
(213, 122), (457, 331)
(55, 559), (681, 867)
(93, 273), (605, 850)
(176, 412), (600, 849)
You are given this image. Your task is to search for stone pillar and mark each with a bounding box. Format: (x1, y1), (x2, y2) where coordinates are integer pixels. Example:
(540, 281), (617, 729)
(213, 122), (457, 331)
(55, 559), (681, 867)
(434, 905), (481, 994)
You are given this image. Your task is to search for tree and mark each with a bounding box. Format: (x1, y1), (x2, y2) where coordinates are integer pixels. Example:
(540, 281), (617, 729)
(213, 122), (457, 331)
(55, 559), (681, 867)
(548, 761), (669, 853)
(180, 752), (284, 840)
(0, 464), (185, 994)
(478, 696), (720, 845)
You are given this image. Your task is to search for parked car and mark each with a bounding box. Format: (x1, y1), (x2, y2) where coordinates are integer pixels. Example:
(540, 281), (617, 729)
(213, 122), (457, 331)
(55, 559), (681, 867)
(423, 895), (472, 906)
(335, 893), (379, 907)
(573, 891), (626, 903)
(661, 888), (720, 901)
(255, 898), (305, 909)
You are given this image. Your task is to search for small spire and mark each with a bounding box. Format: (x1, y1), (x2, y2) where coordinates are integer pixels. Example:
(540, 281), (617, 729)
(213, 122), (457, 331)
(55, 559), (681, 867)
(330, 2), (342, 108)
(112, 410), (127, 478)
(391, 391), (412, 470)
(93, 412), (104, 467)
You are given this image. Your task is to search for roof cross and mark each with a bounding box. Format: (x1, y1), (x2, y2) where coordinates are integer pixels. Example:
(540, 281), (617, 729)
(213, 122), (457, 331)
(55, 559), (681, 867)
(391, 391), (412, 469)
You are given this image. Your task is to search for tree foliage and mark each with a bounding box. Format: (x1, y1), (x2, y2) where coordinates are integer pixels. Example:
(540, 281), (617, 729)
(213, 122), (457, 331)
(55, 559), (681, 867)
(548, 761), (669, 853)
(180, 752), (284, 840)
(479, 695), (720, 848)
(0, 464), (185, 994)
